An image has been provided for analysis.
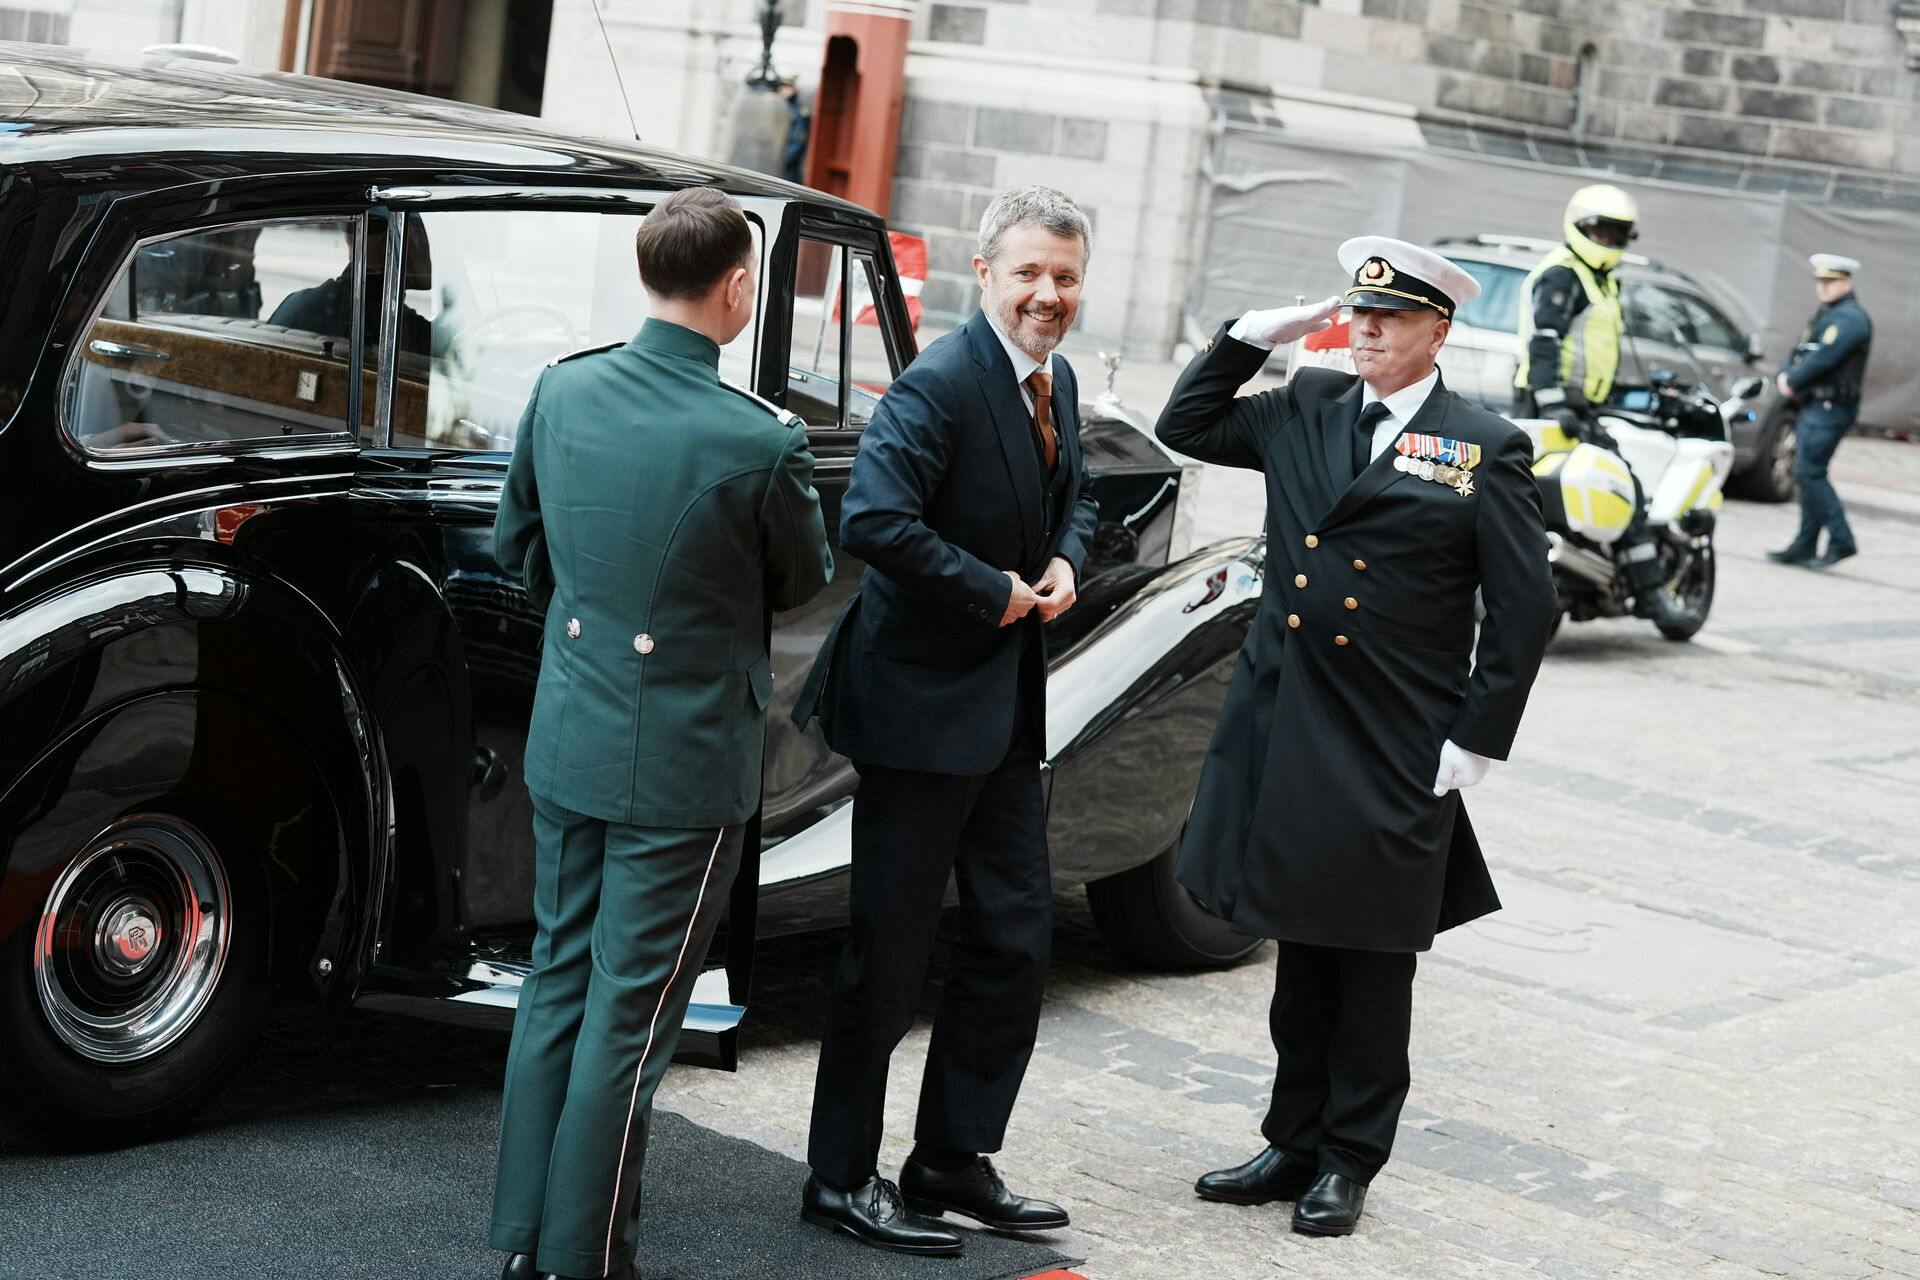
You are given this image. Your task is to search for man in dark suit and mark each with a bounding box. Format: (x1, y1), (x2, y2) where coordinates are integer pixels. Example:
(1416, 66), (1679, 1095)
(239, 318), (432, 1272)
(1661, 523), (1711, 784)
(790, 186), (1100, 1256)
(1158, 238), (1557, 1237)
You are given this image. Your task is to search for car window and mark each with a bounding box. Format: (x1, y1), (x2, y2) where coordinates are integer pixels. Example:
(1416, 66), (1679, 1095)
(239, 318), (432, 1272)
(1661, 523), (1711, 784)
(1623, 282), (1692, 345)
(1668, 289), (1742, 352)
(789, 238), (847, 430)
(64, 218), (360, 454)
(845, 251), (898, 427)
(385, 208), (762, 451)
(1448, 258), (1525, 335)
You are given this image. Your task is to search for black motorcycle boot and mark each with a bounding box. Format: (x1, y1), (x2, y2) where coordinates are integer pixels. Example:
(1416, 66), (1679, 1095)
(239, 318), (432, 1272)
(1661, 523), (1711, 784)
(1619, 534), (1685, 625)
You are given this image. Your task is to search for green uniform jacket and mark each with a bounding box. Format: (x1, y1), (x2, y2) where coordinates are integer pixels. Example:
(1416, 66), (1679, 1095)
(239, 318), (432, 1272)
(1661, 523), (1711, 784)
(494, 319), (834, 828)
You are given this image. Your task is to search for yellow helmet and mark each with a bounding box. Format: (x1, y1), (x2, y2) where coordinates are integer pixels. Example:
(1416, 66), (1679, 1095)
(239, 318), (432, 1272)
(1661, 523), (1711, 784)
(1564, 183), (1638, 271)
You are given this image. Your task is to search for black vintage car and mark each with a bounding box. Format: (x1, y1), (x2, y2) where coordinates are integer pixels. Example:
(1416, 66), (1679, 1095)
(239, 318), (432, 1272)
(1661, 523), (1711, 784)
(0, 46), (1265, 1141)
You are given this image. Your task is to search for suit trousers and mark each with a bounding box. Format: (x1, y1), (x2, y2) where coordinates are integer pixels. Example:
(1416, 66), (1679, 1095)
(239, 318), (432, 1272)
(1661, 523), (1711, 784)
(806, 698), (1050, 1189)
(1261, 941), (1418, 1186)
(1788, 403), (1857, 555)
(490, 794), (744, 1279)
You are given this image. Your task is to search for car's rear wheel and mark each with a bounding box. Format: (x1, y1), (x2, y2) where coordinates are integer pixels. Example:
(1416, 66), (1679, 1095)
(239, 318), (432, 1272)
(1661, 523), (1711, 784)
(1731, 404), (1797, 503)
(0, 813), (270, 1145)
(1087, 832), (1262, 969)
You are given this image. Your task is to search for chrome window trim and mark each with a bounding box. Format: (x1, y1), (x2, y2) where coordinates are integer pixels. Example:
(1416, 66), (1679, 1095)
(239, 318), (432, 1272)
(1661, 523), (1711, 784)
(373, 210), (404, 449)
(60, 213), (367, 471)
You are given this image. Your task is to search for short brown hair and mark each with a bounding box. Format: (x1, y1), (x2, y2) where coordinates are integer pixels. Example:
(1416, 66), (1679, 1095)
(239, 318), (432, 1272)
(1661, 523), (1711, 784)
(634, 187), (754, 300)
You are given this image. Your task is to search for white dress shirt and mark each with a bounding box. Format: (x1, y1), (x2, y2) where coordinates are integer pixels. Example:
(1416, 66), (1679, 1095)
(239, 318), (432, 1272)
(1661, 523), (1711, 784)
(1359, 367), (1440, 462)
(984, 312), (1057, 414)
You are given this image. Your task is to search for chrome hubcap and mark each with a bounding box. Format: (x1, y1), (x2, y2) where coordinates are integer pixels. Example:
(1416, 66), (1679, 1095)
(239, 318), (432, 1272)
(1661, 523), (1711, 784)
(34, 818), (231, 1064)
(1772, 426), (1797, 495)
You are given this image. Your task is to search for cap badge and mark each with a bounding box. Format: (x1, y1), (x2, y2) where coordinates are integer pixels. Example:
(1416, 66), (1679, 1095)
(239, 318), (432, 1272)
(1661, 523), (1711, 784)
(1359, 258), (1396, 287)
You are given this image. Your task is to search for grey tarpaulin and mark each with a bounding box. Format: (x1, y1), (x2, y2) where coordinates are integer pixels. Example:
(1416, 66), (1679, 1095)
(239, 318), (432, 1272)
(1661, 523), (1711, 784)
(1192, 121), (1917, 430)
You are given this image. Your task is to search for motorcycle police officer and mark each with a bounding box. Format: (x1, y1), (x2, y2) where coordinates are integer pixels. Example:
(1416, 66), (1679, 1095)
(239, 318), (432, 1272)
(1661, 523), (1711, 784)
(1513, 184), (1680, 626)
(1768, 254), (1871, 569)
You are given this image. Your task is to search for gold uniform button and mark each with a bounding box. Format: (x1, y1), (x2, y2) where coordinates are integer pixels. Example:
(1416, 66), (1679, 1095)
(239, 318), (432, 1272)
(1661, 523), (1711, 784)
(1305, 534), (1319, 549)
(1294, 574), (1308, 588)
(634, 633), (655, 655)
(1335, 634), (1350, 646)
(1353, 559), (1367, 571)
(566, 618), (581, 639)
(1288, 614), (1301, 629)
(1344, 597), (1358, 610)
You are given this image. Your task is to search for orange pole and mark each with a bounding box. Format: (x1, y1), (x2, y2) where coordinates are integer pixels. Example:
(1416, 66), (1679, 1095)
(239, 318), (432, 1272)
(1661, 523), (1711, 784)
(805, 0), (911, 218)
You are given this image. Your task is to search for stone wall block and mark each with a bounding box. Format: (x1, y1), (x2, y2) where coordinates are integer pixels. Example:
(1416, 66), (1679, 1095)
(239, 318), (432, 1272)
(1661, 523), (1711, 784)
(1736, 87), (1821, 123)
(1656, 78), (1731, 111)
(1663, 10), (1766, 48)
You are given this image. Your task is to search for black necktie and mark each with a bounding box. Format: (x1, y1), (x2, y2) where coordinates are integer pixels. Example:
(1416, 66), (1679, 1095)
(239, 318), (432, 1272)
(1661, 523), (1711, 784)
(1352, 401), (1392, 479)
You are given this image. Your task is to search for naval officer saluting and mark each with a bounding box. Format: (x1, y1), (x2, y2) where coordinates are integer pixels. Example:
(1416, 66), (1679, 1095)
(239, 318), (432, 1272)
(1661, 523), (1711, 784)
(1157, 237), (1557, 1237)
(488, 186), (834, 1280)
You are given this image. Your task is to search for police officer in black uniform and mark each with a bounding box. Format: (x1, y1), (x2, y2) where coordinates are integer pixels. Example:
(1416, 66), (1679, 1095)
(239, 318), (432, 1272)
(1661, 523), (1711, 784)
(1768, 254), (1872, 569)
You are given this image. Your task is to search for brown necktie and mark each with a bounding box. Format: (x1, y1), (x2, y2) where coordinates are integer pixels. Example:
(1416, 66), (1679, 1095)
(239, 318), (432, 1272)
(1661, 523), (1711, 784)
(1025, 369), (1058, 473)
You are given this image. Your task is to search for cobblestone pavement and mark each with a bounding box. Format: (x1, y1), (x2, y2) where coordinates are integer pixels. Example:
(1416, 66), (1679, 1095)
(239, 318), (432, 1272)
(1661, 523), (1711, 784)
(657, 470), (1920, 1279)
(8, 438), (1914, 1279)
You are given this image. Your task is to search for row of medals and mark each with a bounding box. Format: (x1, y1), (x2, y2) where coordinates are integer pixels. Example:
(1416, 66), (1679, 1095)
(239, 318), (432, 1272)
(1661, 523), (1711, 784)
(1394, 453), (1475, 497)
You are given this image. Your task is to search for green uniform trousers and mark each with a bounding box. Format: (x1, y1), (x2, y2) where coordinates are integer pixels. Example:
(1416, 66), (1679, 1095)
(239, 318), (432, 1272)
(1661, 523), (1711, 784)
(490, 793), (744, 1279)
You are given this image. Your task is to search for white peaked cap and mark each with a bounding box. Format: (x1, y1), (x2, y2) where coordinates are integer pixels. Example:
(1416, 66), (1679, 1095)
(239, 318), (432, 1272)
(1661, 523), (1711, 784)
(1337, 236), (1481, 317)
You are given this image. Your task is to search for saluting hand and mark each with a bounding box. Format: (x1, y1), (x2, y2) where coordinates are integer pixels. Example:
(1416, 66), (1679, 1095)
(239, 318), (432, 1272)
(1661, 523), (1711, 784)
(1432, 740), (1491, 797)
(1001, 571), (1041, 627)
(1034, 556), (1078, 622)
(1243, 295), (1343, 348)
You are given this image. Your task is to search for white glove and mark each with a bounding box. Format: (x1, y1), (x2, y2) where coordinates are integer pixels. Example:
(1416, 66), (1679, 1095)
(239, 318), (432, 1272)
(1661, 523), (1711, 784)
(1432, 740), (1492, 797)
(1228, 295), (1343, 351)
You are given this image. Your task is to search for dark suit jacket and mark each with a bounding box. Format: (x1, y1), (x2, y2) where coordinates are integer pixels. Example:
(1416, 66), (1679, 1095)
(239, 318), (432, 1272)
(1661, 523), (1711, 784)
(792, 309), (1100, 775)
(1157, 324), (1557, 951)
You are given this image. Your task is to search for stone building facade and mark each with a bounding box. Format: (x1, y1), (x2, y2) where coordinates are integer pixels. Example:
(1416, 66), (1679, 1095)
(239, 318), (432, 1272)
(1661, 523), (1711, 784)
(540, 0), (1918, 362)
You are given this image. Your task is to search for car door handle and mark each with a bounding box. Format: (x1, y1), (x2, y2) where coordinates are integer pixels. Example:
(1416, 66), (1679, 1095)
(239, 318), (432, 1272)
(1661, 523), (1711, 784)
(90, 339), (172, 361)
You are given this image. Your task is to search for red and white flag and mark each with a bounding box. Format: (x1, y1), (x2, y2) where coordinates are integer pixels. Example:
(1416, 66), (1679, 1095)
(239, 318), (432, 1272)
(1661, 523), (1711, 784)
(842, 231), (925, 330)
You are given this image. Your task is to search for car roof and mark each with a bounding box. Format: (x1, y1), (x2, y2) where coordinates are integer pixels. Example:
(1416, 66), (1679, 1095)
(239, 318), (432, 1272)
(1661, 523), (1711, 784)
(1431, 234), (1720, 297)
(0, 41), (874, 218)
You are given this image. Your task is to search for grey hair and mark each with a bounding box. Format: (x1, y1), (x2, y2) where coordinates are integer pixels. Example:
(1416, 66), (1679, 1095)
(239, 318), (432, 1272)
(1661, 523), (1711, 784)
(977, 186), (1092, 264)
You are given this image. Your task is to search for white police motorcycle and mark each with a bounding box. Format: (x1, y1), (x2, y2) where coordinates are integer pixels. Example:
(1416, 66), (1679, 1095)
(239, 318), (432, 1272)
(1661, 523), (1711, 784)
(1512, 372), (1754, 642)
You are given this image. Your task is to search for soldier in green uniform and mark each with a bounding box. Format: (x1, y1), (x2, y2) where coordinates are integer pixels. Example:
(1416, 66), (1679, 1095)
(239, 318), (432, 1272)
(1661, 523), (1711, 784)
(1768, 253), (1872, 569)
(487, 186), (834, 1280)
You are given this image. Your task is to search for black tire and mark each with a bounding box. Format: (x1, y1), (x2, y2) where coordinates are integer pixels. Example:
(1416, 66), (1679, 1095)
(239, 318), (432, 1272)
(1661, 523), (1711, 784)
(0, 812), (272, 1147)
(1730, 404), (1797, 503)
(1655, 535), (1716, 643)
(1086, 834), (1262, 970)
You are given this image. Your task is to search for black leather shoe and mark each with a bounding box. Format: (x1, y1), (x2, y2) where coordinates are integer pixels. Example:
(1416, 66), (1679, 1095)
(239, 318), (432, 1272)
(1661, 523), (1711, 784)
(1194, 1145), (1316, 1205)
(901, 1155), (1070, 1231)
(1291, 1172), (1367, 1237)
(1810, 544), (1858, 568)
(1767, 546), (1816, 565)
(802, 1173), (963, 1255)
(501, 1254), (539, 1280)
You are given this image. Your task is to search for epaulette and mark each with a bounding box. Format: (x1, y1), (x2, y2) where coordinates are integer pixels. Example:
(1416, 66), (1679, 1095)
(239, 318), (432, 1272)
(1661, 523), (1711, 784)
(718, 380), (803, 429)
(546, 340), (623, 367)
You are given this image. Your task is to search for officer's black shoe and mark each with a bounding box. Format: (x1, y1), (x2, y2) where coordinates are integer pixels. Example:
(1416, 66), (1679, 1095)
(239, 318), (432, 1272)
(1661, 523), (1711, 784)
(901, 1155), (1071, 1231)
(802, 1173), (964, 1255)
(1767, 546), (1816, 565)
(1810, 543), (1858, 569)
(500, 1253), (539, 1280)
(1194, 1145), (1317, 1205)
(1290, 1172), (1368, 1237)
